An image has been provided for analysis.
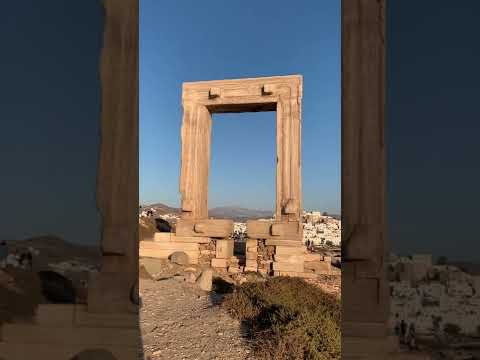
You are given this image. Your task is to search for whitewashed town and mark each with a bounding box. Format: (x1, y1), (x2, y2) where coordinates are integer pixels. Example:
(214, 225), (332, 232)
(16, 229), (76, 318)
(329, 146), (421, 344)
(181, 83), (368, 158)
(388, 253), (480, 358)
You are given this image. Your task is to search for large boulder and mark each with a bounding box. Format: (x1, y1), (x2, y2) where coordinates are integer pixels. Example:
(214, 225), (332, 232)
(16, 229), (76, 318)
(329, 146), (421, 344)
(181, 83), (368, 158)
(37, 270), (76, 303)
(196, 268), (213, 291)
(155, 218), (172, 232)
(169, 251), (189, 266)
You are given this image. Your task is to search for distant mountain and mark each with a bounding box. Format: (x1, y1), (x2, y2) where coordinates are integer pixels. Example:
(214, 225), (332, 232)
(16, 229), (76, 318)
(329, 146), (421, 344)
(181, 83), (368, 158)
(140, 203), (180, 215)
(142, 203), (340, 222)
(208, 206), (273, 221)
(141, 202), (273, 221)
(325, 213), (341, 220)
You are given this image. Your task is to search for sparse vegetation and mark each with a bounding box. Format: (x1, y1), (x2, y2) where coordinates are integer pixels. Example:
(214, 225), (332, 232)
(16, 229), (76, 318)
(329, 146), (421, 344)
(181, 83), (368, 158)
(222, 276), (341, 360)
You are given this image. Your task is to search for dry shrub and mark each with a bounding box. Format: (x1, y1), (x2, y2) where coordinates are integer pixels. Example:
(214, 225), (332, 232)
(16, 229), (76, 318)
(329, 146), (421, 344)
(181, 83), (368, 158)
(223, 276), (341, 360)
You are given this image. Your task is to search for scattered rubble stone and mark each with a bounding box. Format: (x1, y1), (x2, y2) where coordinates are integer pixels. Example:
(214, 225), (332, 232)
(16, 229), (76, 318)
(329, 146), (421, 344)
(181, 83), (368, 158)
(185, 272), (197, 283)
(139, 276), (253, 359)
(169, 251), (189, 266)
(196, 268), (213, 291)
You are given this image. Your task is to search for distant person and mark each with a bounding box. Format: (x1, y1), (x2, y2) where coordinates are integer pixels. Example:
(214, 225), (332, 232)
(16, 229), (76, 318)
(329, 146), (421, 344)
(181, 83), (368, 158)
(394, 313), (400, 336)
(21, 252), (33, 270)
(407, 323), (417, 350)
(5, 249), (20, 268)
(19, 252), (32, 270)
(0, 241), (7, 268)
(0, 241), (8, 260)
(400, 320), (407, 344)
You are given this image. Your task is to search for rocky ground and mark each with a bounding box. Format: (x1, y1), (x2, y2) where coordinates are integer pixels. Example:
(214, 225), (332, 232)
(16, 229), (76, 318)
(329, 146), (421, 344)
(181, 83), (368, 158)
(139, 277), (255, 360)
(138, 257), (341, 360)
(305, 273), (341, 299)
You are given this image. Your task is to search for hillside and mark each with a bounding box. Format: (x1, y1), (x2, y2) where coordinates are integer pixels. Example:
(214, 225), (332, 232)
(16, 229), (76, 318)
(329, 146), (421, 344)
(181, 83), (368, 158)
(141, 203), (273, 221)
(140, 203), (180, 215)
(208, 206), (273, 221)
(141, 202), (339, 222)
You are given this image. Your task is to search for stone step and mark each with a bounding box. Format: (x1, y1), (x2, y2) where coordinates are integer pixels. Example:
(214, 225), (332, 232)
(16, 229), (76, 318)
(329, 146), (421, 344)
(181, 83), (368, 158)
(140, 241), (199, 251)
(139, 248), (199, 264)
(36, 303), (134, 329)
(273, 254), (304, 263)
(265, 239), (304, 247)
(272, 261), (304, 273)
(342, 335), (400, 358)
(74, 306), (137, 328)
(35, 304), (75, 326)
(154, 232), (210, 243)
(389, 351), (432, 359)
(0, 342), (137, 360)
(1, 323), (139, 346)
(275, 246), (305, 255)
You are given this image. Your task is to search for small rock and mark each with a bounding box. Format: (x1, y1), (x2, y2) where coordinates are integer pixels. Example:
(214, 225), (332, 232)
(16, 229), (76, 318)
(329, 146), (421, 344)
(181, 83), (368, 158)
(142, 324), (158, 334)
(173, 275), (185, 282)
(186, 272), (197, 283)
(196, 268), (213, 291)
(227, 266), (240, 274)
(169, 251), (190, 266)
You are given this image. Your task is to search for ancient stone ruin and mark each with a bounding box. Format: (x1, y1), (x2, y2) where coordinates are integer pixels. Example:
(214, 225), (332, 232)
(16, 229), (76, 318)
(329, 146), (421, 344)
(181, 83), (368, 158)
(139, 75), (333, 278)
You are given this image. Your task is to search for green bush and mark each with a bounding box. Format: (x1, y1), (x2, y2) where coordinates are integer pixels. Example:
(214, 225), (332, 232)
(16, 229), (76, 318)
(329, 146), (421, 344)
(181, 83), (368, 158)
(222, 276), (341, 360)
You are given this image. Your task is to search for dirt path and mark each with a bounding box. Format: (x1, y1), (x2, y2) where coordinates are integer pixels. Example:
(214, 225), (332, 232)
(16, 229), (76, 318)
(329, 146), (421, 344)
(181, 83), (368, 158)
(139, 277), (255, 360)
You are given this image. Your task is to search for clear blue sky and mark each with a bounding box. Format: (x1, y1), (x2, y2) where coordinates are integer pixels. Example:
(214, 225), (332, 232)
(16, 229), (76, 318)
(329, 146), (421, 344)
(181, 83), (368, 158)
(140, 0), (340, 213)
